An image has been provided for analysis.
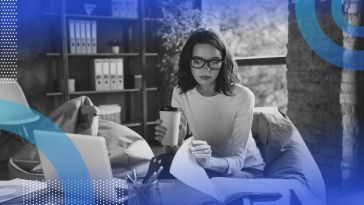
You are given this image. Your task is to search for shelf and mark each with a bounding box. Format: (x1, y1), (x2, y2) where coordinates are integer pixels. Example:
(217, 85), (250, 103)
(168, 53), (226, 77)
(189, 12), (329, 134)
(45, 87), (158, 96)
(41, 12), (139, 21)
(144, 17), (164, 22)
(145, 87), (158, 91)
(124, 122), (142, 127)
(70, 89), (140, 95)
(146, 121), (158, 126)
(44, 52), (158, 57)
(45, 92), (64, 96)
(125, 120), (158, 128)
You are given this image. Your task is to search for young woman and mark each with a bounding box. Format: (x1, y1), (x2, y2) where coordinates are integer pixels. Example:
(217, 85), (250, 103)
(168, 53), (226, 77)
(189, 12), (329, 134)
(155, 28), (265, 178)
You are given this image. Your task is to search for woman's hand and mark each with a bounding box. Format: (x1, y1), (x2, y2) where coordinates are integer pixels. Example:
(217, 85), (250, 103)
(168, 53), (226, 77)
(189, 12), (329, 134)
(190, 140), (212, 169)
(154, 119), (167, 144)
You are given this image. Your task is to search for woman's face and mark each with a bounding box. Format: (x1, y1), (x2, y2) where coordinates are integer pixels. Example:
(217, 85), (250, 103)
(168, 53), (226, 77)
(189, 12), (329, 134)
(190, 43), (222, 88)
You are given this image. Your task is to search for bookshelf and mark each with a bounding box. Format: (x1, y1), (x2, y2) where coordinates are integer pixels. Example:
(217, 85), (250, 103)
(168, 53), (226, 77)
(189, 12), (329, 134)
(42, 0), (160, 140)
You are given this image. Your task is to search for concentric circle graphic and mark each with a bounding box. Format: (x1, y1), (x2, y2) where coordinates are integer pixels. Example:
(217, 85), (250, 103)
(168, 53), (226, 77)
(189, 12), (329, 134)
(295, 0), (364, 70)
(332, 0), (364, 37)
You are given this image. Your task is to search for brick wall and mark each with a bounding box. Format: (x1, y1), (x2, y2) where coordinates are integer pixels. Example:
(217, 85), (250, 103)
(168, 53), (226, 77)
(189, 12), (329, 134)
(287, 0), (362, 185)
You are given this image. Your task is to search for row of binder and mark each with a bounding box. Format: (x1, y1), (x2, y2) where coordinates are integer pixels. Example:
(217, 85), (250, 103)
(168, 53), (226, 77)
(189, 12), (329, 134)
(111, 0), (138, 19)
(69, 20), (97, 54)
(92, 58), (124, 91)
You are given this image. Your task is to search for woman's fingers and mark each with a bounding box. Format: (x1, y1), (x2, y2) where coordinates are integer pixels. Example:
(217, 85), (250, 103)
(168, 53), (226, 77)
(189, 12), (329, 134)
(155, 123), (166, 142)
(191, 140), (209, 152)
(155, 136), (163, 142)
(190, 144), (211, 152)
(191, 141), (211, 158)
(191, 140), (207, 145)
(194, 153), (211, 158)
(155, 125), (167, 132)
(155, 118), (170, 144)
(191, 149), (211, 154)
(155, 130), (165, 136)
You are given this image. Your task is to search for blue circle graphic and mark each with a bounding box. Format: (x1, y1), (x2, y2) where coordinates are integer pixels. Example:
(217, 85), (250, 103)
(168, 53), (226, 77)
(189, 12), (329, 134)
(295, 0), (364, 70)
(332, 0), (364, 37)
(0, 100), (94, 204)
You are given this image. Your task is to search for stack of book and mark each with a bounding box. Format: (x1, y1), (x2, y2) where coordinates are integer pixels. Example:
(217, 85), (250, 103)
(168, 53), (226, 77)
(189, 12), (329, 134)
(68, 20), (97, 54)
(111, 0), (138, 19)
(92, 58), (124, 91)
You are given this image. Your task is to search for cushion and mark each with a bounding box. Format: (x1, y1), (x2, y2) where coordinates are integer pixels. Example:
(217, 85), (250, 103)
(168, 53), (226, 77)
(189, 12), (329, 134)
(98, 119), (154, 177)
(264, 139), (307, 186)
(252, 107), (294, 165)
(252, 107), (326, 202)
(264, 129), (326, 202)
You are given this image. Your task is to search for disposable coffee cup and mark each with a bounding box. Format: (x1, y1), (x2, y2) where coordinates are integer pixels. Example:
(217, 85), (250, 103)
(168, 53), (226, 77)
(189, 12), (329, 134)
(159, 106), (181, 146)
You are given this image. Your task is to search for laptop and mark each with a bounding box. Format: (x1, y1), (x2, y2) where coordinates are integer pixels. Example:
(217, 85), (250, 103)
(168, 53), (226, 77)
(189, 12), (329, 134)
(33, 130), (126, 203)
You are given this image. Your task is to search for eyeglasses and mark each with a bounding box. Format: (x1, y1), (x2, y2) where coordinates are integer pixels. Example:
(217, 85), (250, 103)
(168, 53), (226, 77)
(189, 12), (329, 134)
(190, 57), (223, 70)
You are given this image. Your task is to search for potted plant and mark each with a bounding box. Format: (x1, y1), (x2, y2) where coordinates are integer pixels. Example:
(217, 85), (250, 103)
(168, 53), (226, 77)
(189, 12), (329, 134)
(108, 40), (122, 54)
(156, 0), (202, 105)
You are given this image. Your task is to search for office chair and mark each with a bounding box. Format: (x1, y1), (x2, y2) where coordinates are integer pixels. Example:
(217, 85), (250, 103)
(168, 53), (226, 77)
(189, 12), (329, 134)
(0, 79), (40, 139)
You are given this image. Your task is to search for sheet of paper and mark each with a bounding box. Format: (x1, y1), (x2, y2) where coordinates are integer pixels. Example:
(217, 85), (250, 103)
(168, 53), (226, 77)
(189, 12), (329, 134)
(169, 137), (220, 202)
(0, 178), (46, 203)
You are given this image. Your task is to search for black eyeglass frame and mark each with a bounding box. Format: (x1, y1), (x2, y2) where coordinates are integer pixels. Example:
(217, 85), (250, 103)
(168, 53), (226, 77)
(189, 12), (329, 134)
(190, 56), (224, 70)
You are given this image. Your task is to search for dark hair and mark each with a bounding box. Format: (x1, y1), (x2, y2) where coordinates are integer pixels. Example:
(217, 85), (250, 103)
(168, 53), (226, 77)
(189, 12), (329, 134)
(177, 28), (240, 95)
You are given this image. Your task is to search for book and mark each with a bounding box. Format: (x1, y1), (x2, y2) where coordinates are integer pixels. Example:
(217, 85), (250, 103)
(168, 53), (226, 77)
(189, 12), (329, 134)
(131, 0), (138, 19)
(69, 20), (76, 54)
(102, 59), (110, 90)
(80, 20), (87, 54)
(125, 0), (131, 18)
(169, 137), (304, 205)
(116, 58), (124, 90)
(91, 21), (97, 54)
(92, 59), (103, 91)
(111, 0), (118, 17)
(109, 59), (118, 90)
(120, 0), (126, 18)
(85, 21), (92, 54)
(74, 20), (81, 54)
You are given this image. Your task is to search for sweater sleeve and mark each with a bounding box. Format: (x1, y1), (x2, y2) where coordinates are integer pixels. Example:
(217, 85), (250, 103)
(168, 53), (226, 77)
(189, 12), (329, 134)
(222, 89), (255, 175)
(171, 87), (188, 146)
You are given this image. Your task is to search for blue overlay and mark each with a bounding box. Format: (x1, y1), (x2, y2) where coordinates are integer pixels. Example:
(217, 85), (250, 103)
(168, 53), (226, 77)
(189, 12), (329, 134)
(0, 100), (94, 204)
